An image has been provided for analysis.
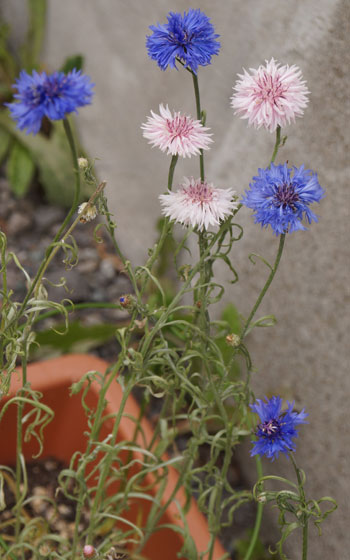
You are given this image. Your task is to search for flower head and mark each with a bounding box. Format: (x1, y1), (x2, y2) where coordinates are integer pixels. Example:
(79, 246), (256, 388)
(250, 396), (308, 460)
(142, 104), (212, 158)
(242, 163), (324, 235)
(78, 202), (98, 223)
(159, 177), (237, 230)
(231, 58), (309, 132)
(6, 69), (94, 134)
(146, 9), (220, 73)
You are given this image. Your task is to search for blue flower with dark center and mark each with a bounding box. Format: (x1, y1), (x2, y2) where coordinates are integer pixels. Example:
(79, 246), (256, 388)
(6, 69), (94, 134)
(242, 163), (324, 235)
(250, 396), (308, 460)
(146, 9), (220, 73)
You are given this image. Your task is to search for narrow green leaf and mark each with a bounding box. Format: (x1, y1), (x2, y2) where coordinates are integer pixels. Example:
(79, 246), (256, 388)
(60, 54), (84, 74)
(6, 141), (35, 197)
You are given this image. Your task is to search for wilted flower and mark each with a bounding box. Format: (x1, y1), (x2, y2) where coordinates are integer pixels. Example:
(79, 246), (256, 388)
(226, 333), (241, 347)
(78, 202), (98, 223)
(78, 157), (89, 169)
(146, 9), (220, 73)
(159, 177), (237, 230)
(231, 58), (309, 132)
(242, 163), (324, 235)
(250, 396), (308, 460)
(6, 69), (94, 134)
(103, 547), (128, 560)
(141, 104), (212, 158)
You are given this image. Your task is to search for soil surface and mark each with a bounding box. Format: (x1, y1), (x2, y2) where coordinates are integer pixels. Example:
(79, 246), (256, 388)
(0, 177), (262, 559)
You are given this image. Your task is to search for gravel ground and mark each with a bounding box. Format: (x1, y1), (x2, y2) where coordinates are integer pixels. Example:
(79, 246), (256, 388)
(0, 174), (132, 362)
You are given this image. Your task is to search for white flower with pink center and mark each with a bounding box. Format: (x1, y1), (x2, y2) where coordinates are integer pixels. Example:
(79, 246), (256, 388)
(159, 177), (238, 230)
(231, 58), (309, 132)
(141, 104), (213, 158)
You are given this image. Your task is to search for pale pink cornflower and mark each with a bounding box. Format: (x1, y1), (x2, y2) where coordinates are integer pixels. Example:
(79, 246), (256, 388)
(159, 177), (238, 230)
(231, 58), (309, 132)
(141, 103), (213, 158)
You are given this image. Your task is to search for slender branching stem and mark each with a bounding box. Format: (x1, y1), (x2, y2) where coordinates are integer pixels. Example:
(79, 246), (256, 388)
(241, 233), (286, 339)
(289, 453), (308, 560)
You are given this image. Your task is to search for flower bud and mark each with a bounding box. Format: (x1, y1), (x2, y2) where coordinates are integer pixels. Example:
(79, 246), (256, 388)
(83, 545), (96, 558)
(256, 492), (267, 503)
(78, 157), (89, 169)
(119, 295), (134, 309)
(226, 333), (241, 347)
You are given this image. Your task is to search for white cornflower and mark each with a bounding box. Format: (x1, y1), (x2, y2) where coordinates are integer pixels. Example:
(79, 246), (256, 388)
(159, 177), (238, 230)
(141, 103), (212, 158)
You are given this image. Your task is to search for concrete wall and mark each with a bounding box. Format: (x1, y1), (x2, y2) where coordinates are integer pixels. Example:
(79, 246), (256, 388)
(2, 0), (349, 557)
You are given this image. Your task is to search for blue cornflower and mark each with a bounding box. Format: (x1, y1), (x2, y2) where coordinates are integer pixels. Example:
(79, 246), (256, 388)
(146, 9), (220, 73)
(242, 163), (324, 235)
(250, 396), (308, 461)
(6, 69), (94, 134)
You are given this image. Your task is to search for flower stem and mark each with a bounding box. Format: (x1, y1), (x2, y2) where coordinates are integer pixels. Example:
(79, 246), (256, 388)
(241, 233), (286, 339)
(141, 154), (178, 293)
(191, 71), (205, 182)
(289, 453), (308, 560)
(8, 117), (81, 328)
(270, 125), (281, 164)
(167, 153), (178, 190)
(243, 455), (264, 560)
(14, 355), (27, 555)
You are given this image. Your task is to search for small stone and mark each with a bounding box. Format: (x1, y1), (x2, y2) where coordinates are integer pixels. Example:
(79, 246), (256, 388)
(99, 258), (116, 280)
(7, 211), (33, 236)
(34, 205), (65, 232)
(57, 503), (72, 516)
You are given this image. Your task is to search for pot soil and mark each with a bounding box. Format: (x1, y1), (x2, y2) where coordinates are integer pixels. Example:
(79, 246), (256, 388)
(0, 354), (226, 560)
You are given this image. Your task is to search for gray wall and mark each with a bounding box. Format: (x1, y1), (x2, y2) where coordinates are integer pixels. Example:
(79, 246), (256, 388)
(2, 0), (349, 557)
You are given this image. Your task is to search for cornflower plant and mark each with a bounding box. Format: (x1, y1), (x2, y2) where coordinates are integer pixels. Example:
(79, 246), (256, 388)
(0, 8), (336, 560)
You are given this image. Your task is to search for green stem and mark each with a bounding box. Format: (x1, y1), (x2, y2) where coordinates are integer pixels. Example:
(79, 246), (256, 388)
(70, 360), (122, 557)
(241, 233), (286, 339)
(270, 125), (281, 164)
(136, 452), (194, 555)
(14, 354), (27, 555)
(140, 154), (178, 293)
(208, 422), (233, 560)
(8, 118), (81, 327)
(167, 153), (178, 190)
(289, 453), (308, 560)
(243, 455), (264, 560)
(85, 379), (135, 545)
(191, 72), (205, 182)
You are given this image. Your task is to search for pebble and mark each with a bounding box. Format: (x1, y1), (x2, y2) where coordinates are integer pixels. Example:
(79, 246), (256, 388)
(34, 205), (65, 232)
(6, 211), (33, 236)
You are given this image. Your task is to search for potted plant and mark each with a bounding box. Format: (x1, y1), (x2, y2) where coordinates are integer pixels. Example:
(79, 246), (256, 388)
(0, 6), (336, 560)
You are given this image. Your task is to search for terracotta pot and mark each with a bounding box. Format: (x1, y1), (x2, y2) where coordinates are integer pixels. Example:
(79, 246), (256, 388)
(0, 354), (226, 559)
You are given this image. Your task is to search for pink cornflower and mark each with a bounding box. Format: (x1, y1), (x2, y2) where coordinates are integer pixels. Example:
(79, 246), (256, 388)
(141, 104), (212, 158)
(231, 58), (309, 132)
(159, 177), (237, 230)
